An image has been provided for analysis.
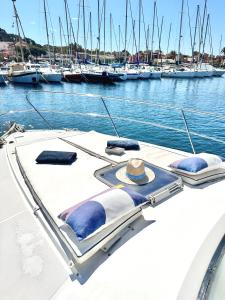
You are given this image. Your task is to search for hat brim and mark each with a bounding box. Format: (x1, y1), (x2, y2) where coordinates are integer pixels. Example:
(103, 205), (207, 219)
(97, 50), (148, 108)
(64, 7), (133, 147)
(116, 166), (155, 185)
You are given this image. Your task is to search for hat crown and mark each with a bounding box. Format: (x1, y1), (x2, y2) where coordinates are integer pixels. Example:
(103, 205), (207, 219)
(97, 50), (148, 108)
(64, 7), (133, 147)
(127, 159), (145, 176)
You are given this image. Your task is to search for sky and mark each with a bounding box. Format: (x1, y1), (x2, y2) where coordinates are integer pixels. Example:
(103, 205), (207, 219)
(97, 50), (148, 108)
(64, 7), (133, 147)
(0, 0), (224, 55)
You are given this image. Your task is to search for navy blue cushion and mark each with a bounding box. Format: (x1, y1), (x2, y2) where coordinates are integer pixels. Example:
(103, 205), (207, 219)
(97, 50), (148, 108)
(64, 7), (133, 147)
(169, 153), (224, 175)
(36, 150), (77, 165)
(107, 140), (140, 150)
(59, 187), (147, 240)
(173, 157), (208, 173)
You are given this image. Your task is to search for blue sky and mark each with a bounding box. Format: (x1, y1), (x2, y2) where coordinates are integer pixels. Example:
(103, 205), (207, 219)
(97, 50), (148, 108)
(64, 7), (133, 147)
(0, 0), (224, 55)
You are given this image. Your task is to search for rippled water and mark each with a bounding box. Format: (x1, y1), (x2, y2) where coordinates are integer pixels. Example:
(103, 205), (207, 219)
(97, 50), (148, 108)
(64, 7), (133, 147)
(1, 77), (225, 155)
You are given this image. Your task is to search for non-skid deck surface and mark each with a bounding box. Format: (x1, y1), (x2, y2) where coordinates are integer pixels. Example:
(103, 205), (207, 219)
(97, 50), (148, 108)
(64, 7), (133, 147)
(15, 131), (188, 220)
(16, 137), (109, 219)
(63, 131), (188, 168)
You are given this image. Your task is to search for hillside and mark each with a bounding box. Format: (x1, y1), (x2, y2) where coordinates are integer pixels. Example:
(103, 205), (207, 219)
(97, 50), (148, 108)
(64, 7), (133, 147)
(0, 27), (47, 58)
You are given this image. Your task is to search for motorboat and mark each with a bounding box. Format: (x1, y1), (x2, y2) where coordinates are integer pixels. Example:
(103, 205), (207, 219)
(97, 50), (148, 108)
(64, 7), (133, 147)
(1, 101), (225, 300)
(7, 63), (40, 84)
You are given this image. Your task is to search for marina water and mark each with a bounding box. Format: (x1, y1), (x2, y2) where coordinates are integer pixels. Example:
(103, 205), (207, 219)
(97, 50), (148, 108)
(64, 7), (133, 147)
(1, 77), (225, 155)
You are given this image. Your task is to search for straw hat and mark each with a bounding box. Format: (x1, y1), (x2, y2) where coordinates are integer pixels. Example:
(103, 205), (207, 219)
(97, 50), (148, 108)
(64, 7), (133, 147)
(116, 159), (155, 185)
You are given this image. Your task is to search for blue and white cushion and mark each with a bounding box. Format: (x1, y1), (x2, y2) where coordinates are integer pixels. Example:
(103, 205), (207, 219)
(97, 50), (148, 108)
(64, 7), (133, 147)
(169, 153), (225, 175)
(58, 187), (148, 241)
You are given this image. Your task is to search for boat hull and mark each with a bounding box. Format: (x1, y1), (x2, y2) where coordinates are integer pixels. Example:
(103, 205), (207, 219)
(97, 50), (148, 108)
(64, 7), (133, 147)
(149, 71), (162, 79)
(213, 69), (225, 77)
(162, 71), (195, 78)
(63, 72), (82, 83)
(8, 71), (40, 84)
(81, 72), (114, 84)
(40, 72), (62, 83)
(126, 73), (140, 80)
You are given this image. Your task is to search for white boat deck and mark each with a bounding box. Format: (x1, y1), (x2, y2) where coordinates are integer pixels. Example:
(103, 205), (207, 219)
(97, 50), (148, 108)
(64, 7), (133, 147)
(1, 129), (225, 300)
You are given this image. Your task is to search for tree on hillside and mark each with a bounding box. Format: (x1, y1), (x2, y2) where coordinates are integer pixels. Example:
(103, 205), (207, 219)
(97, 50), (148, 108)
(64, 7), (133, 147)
(221, 47), (225, 56)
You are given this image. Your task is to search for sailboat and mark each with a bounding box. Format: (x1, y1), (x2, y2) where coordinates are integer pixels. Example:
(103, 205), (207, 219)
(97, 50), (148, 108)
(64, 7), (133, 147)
(8, 0), (40, 84)
(163, 0), (197, 79)
(39, 0), (62, 83)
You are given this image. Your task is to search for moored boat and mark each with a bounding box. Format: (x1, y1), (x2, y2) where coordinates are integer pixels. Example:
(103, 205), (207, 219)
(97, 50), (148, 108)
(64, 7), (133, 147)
(63, 70), (82, 83)
(213, 68), (225, 77)
(40, 68), (62, 83)
(7, 63), (40, 84)
(81, 71), (115, 84)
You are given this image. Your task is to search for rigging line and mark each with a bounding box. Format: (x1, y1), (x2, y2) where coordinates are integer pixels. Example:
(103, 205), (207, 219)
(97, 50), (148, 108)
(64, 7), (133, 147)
(187, 0), (193, 51)
(76, 0), (81, 45)
(181, 109), (196, 154)
(128, 0), (138, 57)
(2, 108), (225, 145)
(141, 1), (148, 51)
(111, 16), (119, 52)
(25, 94), (53, 129)
(0, 109), (33, 117)
(127, 23), (133, 53)
(29, 89), (225, 121)
(101, 97), (120, 137)
(46, 0), (56, 48)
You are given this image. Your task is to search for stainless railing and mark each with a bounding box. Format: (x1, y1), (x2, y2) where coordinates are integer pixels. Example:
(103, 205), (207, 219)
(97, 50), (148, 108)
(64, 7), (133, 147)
(1, 90), (225, 154)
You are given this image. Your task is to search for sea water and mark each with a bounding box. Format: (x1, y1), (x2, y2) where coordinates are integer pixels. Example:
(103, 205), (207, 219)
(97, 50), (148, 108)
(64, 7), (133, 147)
(1, 77), (225, 155)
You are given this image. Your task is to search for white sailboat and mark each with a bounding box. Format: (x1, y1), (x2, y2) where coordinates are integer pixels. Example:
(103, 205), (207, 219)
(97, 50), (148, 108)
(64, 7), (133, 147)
(40, 0), (62, 83)
(8, 63), (40, 84)
(8, 0), (40, 84)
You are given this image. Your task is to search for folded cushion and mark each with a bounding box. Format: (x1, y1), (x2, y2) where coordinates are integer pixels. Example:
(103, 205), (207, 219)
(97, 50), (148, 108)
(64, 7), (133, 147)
(107, 139), (140, 150)
(58, 187), (147, 240)
(169, 153), (225, 175)
(36, 150), (77, 165)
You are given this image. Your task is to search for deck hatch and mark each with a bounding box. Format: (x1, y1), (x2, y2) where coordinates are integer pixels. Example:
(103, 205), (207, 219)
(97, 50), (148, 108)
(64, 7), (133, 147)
(95, 161), (183, 205)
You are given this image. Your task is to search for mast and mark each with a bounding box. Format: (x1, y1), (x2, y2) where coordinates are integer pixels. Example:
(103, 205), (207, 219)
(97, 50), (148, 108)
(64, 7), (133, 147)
(124, 0), (128, 63)
(110, 13), (112, 58)
(82, 0), (86, 60)
(158, 16), (164, 66)
(198, 0), (207, 63)
(89, 12), (93, 62)
(187, 0), (193, 53)
(103, 0), (106, 63)
(59, 17), (64, 66)
(150, 1), (156, 62)
(76, 0), (81, 47)
(43, 0), (51, 64)
(64, 0), (71, 61)
(97, 0), (101, 63)
(118, 25), (121, 62)
(177, 0), (184, 65)
(201, 13), (210, 64)
(12, 0), (24, 62)
(166, 22), (172, 59)
(138, 0), (141, 63)
(192, 5), (200, 63)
